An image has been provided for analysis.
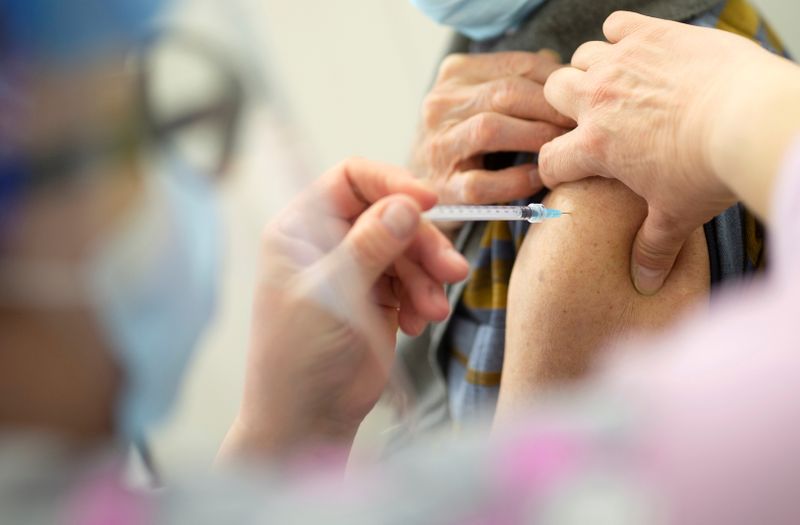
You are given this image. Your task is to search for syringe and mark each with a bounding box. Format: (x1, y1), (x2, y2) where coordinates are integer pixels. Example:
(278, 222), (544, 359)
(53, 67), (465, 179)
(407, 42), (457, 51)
(424, 203), (567, 224)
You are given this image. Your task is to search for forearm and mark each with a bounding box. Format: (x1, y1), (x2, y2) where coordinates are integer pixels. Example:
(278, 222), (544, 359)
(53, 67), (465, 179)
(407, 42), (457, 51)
(710, 54), (800, 220)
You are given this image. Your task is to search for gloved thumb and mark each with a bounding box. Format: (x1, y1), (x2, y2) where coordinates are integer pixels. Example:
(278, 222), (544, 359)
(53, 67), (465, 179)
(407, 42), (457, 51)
(328, 195), (422, 293)
(630, 207), (690, 296)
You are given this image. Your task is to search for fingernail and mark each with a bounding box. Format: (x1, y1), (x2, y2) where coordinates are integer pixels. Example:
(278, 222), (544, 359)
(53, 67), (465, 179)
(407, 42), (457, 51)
(632, 265), (665, 296)
(382, 201), (419, 240)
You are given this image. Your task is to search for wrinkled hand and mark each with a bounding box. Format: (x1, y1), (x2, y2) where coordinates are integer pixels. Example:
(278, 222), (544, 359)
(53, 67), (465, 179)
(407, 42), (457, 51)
(412, 51), (573, 210)
(540, 12), (769, 294)
(222, 158), (469, 460)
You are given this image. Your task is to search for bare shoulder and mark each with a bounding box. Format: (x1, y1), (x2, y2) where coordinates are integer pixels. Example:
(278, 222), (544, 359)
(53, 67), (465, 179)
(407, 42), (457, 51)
(498, 177), (709, 417)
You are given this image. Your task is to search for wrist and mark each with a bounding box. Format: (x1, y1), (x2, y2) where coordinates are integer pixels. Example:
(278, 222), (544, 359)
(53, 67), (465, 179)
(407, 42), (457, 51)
(708, 54), (800, 218)
(219, 409), (359, 463)
(217, 416), (355, 474)
(693, 50), (755, 192)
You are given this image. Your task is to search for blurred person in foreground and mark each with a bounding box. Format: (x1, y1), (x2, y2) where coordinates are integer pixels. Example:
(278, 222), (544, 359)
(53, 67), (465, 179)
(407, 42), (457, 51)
(2, 1), (800, 524)
(0, 0), (469, 518)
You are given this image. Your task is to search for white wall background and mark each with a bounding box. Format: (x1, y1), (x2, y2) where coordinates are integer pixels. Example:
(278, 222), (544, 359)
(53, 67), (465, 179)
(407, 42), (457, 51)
(152, 0), (800, 476)
(755, 0), (800, 55)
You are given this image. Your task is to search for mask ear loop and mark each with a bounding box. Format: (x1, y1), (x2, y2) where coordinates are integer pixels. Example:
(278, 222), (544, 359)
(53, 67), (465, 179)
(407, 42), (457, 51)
(124, 36), (164, 489)
(134, 437), (163, 488)
(124, 28), (244, 484)
(383, 358), (422, 445)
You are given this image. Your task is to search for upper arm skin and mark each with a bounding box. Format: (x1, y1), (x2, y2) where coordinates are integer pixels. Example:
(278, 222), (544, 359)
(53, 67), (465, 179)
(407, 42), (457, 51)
(496, 177), (709, 419)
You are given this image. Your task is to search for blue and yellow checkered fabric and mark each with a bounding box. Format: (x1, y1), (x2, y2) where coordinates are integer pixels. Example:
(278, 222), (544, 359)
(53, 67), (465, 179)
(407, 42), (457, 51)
(444, 0), (788, 425)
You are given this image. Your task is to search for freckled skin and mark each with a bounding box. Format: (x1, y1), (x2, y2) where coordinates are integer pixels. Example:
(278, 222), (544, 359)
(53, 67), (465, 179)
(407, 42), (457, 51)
(496, 178), (709, 420)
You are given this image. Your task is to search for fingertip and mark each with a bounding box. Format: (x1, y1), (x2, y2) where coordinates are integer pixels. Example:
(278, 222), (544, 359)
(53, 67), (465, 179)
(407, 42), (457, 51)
(542, 67), (582, 122)
(542, 66), (565, 100)
(603, 11), (628, 42)
(399, 311), (426, 337)
(429, 247), (469, 285)
(537, 132), (589, 189)
(417, 187), (439, 210)
(445, 248), (470, 281)
(432, 306), (452, 324)
(603, 10), (647, 43)
(427, 283), (451, 319)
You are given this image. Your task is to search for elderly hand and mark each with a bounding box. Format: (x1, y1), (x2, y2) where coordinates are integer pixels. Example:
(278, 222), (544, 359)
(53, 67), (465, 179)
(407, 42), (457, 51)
(220, 158), (469, 460)
(539, 12), (777, 295)
(412, 51), (573, 213)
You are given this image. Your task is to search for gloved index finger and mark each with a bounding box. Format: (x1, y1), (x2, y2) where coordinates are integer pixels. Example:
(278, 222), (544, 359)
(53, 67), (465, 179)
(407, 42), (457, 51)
(312, 158), (437, 220)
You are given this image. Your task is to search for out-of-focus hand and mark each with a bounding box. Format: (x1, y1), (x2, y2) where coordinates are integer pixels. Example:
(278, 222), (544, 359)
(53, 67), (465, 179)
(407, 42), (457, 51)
(220, 158), (469, 461)
(412, 51), (574, 213)
(539, 12), (773, 295)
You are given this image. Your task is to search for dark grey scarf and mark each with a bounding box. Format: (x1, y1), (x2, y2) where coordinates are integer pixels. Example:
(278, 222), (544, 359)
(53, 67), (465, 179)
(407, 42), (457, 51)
(450, 0), (722, 58)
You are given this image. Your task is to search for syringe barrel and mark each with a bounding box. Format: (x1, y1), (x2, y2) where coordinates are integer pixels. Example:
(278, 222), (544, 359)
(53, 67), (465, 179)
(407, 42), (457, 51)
(423, 204), (563, 223)
(423, 205), (526, 222)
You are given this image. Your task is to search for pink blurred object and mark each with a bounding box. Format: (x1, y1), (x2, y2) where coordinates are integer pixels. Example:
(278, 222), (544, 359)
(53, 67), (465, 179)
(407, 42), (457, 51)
(66, 462), (152, 525)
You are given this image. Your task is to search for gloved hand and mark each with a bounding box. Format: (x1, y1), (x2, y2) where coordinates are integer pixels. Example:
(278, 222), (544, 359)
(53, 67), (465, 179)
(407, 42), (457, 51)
(220, 158), (469, 461)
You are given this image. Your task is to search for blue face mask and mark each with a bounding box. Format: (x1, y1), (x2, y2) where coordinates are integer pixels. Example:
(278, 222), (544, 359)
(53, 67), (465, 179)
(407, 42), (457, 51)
(410, 0), (547, 41)
(88, 167), (221, 439)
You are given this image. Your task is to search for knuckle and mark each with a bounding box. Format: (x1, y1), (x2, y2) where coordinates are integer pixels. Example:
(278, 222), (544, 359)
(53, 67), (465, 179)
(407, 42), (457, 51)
(587, 72), (619, 108)
(572, 41), (593, 60)
(437, 53), (469, 81)
(581, 121), (609, 159)
(469, 113), (499, 148)
(603, 11), (633, 37)
(421, 93), (447, 129)
(640, 22), (669, 42)
(511, 51), (546, 72)
(543, 66), (568, 94)
(572, 42), (603, 69)
(426, 135), (449, 169)
(616, 45), (642, 67)
(488, 79), (520, 113)
(348, 229), (383, 268)
(460, 173), (483, 204)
